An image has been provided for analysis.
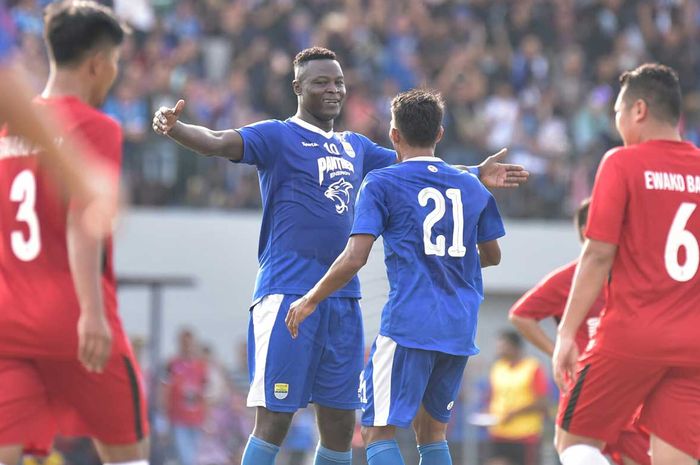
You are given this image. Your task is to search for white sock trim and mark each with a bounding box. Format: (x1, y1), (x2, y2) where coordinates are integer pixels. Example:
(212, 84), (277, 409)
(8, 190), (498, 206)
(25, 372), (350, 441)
(559, 444), (609, 465)
(104, 460), (149, 465)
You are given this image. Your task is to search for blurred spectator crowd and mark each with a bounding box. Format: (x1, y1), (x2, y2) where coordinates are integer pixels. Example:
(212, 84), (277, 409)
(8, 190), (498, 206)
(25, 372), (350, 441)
(7, 0), (700, 218)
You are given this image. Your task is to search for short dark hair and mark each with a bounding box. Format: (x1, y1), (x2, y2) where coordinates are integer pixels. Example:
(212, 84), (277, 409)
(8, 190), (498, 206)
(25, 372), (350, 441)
(500, 330), (523, 349)
(619, 63), (681, 124)
(391, 89), (444, 148)
(44, 1), (126, 67)
(575, 197), (591, 232)
(293, 47), (337, 69)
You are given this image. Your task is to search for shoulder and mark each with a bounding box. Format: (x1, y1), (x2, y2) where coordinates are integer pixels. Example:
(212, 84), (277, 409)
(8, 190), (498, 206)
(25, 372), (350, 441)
(546, 260), (578, 284)
(71, 103), (121, 137)
(601, 145), (638, 165)
(340, 131), (369, 143)
(240, 118), (287, 131)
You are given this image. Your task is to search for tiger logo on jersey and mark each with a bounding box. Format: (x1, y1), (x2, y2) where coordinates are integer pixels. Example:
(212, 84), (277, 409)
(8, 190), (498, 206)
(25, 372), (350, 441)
(325, 178), (353, 214)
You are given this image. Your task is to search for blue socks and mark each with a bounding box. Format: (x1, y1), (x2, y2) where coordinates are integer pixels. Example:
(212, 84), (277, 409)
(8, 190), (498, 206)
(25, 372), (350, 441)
(241, 435), (280, 465)
(366, 440), (405, 465)
(314, 444), (352, 464)
(417, 441), (451, 465)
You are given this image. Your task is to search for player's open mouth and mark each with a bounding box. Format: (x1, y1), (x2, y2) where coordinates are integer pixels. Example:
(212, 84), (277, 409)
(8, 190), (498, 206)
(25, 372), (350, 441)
(323, 99), (341, 104)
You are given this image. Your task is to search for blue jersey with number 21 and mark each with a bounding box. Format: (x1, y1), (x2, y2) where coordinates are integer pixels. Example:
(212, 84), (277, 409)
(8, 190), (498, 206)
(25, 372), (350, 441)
(352, 157), (505, 356)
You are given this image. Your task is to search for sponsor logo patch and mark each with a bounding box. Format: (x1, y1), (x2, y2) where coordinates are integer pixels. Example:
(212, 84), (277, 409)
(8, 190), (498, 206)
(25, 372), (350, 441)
(274, 383), (289, 400)
(447, 401), (454, 411)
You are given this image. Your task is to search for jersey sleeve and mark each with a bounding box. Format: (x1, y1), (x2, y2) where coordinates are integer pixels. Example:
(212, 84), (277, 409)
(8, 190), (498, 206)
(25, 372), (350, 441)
(585, 149), (628, 244)
(477, 194), (506, 243)
(80, 115), (122, 171)
(69, 115), (122, 207)
(351, 172), (389, 238)
(357, 134), (397, 178)
(509, 265), (573, 320)
(234, 119), (281, 168)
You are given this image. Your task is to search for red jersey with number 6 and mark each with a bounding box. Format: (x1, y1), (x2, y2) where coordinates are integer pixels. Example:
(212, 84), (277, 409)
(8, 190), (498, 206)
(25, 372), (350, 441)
(0, 96), (126, 359)
(586, 140), (700, 365)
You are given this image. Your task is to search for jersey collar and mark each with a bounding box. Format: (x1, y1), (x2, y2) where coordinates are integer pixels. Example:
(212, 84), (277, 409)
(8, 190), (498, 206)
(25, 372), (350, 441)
(289, 116), (335, 139)
(403, 156), (442, 162)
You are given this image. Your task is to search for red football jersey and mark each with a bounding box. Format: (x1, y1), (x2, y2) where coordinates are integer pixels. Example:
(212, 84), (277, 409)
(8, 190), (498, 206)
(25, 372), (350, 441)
(510, 260), (605, 354)
(586, 140), (700, 365)
(0, 96), (127, 359)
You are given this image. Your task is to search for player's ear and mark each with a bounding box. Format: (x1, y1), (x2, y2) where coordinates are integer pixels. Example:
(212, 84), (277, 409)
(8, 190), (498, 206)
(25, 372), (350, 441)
(88, 50), (108, 77)
(390, 127), (400, 146)
(633, 98), (648, 123)
(435, 126), (445, 144)
(292, 79), (302, 96)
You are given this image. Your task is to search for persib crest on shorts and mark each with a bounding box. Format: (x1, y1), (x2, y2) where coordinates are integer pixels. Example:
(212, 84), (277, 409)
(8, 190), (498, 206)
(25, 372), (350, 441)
(274, 383), (289, 400)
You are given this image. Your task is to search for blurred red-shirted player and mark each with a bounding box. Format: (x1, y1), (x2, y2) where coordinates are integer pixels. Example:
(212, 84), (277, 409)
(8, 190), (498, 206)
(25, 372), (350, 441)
(0, 2), (149, 464)
(510, 199), (650, 465)
(553, 63), (700, 465)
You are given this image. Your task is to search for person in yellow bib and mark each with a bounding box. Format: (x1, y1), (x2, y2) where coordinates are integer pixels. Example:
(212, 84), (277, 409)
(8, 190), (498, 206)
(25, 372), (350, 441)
(486, 331), (548, 465)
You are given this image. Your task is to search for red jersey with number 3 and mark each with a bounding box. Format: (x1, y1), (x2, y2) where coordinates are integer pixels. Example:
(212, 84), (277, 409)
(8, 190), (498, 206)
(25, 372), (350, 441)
(509, 260), (605, 354)
(0, 96), (126, 359)
(586, 140), (700, 365)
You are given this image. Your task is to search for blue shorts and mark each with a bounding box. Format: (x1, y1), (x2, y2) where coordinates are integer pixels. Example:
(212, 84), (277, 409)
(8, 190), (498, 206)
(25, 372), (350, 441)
(360, 335), (469, 428)
(247, 294), (364, 412)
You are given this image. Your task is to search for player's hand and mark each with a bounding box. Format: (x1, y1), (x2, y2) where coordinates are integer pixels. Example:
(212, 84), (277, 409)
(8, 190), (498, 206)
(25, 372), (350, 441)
(552, 333), (578, 391)
(478, 148), (530, 188)
(285, 296), (318, 339)
(77, 311), (113, 373)
(153, 99), (185, 135)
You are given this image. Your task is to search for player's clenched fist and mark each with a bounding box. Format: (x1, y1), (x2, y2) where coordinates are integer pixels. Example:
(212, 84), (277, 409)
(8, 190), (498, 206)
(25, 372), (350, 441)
(153, 99), (185, 135)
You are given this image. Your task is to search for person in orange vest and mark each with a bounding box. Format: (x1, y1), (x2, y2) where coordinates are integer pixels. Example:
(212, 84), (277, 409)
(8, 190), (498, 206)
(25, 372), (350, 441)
(486, 330), (548, 465)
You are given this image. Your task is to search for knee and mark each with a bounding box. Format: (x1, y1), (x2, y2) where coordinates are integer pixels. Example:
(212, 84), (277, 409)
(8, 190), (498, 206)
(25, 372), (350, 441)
(414, 425), (446, 445)
(253, 409), (294, 446)
(413, 414), (447, 445)
(318, 409), (355, 450)
(361, 426), (396, 447)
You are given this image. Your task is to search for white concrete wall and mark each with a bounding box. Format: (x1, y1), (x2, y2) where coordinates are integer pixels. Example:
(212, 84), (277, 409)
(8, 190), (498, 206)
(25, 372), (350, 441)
(115, 208), (580, 365)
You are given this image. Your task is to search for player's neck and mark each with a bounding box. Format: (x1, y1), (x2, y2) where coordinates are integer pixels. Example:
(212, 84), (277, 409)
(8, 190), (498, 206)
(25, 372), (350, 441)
(42, 70), (95, 107)
(634, 123), (682, 144)
(398, 148), (436, 162)
(294, 110), (334, 133)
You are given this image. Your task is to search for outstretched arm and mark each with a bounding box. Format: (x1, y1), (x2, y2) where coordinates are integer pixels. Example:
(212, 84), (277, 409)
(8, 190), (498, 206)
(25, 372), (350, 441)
(153, 99), (244, 161)
(456, 148), (530, 188)
(285, 234), (375, 338)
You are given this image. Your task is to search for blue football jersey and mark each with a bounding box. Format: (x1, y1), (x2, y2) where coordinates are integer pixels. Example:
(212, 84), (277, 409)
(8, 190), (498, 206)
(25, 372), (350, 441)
(235, 117), (397, 303)
(351, 157), (505, 356)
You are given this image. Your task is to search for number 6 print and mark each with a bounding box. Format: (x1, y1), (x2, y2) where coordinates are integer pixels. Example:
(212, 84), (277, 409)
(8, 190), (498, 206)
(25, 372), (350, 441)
(664, 202), (698, 282)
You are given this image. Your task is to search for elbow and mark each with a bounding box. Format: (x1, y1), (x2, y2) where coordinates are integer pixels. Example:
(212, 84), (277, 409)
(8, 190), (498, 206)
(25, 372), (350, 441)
(482, 253), (501, 267)
(347, 253), (369, 270)
(582, 240), (617, 269)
